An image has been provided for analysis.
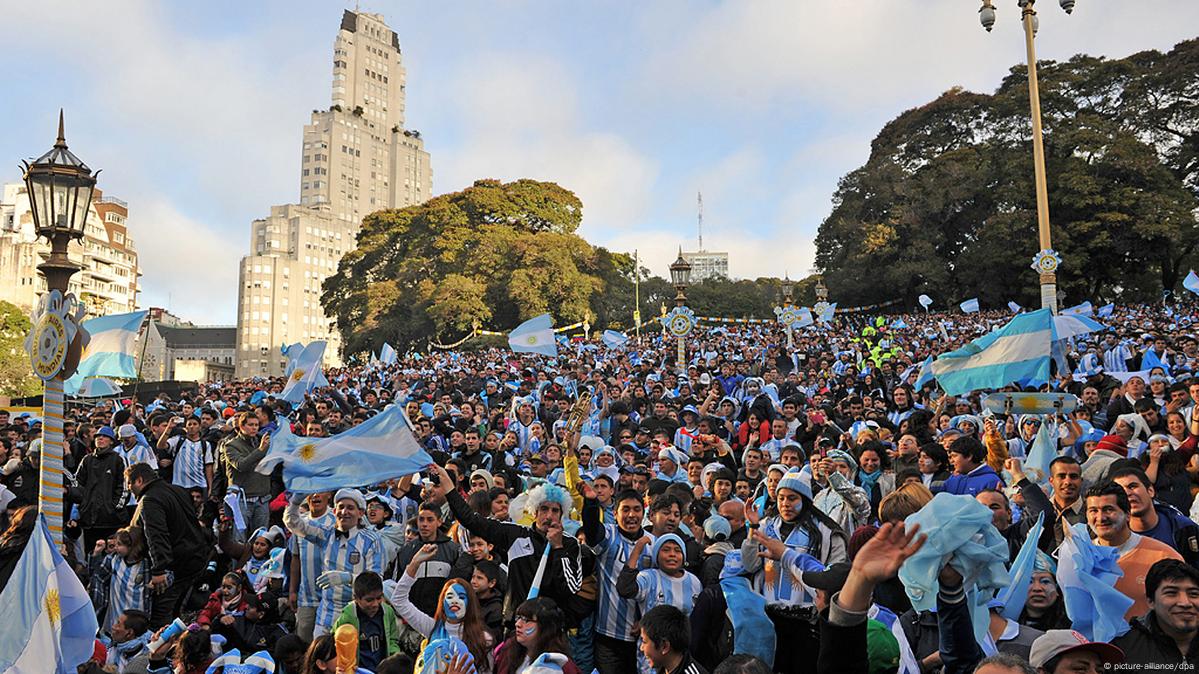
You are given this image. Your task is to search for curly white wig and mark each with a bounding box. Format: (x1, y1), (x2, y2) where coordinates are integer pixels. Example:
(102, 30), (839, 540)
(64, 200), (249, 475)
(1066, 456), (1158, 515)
(523, 482), (574, 518)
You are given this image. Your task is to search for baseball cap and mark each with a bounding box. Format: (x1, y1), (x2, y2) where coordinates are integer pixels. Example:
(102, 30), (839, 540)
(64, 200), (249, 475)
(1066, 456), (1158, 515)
(117, 424), (138, 439)
(1028, 630), (1123, 669)
(528, 454), (547, 465)
(95, 426), (117, 440)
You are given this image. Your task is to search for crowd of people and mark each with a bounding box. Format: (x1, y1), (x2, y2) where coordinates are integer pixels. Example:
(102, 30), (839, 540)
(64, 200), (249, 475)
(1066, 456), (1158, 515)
(3, 302), (1199, 674)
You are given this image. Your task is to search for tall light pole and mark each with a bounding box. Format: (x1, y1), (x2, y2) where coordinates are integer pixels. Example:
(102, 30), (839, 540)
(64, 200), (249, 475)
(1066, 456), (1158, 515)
(980, 0), (1075, 314)
(667, 249), (694, 376)
(21, 111), (96, 544)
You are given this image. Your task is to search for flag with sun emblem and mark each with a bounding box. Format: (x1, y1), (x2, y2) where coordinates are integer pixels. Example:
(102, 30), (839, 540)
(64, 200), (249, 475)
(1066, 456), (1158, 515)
(280, 341), (327, 404)
(256, 404), (434, 492)
(508, 314), (558, 357)
(0, 515), (97, 673)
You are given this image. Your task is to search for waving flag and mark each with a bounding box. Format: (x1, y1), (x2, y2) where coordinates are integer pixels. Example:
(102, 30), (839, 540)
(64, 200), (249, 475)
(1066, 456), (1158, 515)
(0, 515), (98, 673)
(379, 342), (398, 365)
(998, 512), (1045, 620)
(918, 294), (933, 310)
(1056, 522), (1132, 642)
(280, 341), (327, 404)
(508, 314), (558, 356)
(1184, 270), (1199, 296)
(1024, 419), (1057, 486)
(792, 307), (815, 329)
(959, 298), (980, 314)
(69, 310), (148, 380)
(1053, 314), (1105, 340)
(601, 330), (629, 348)
(1097, 303), (1114, 318)
(257, 404), (433, 492)
(1007, 301), (1022, 313)
(930, 309), (1053, 395)
(1061, 301), (1093, 317)
(914, 356), (936, 390)
(891, 319), (909, 330)
(1142, 348), (1171, 375)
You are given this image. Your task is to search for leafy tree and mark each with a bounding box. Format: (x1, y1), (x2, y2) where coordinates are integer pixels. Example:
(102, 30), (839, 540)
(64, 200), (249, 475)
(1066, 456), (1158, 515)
(0, 300), (41, 399)
(324, 179), (623, 355)
(816, 39), (1199, 308)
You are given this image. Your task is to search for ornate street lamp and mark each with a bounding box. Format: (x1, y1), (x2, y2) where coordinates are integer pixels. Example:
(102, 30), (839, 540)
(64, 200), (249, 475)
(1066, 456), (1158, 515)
(979, 0), (1076, 314)
(781, 275), (794, 306)
(665, 248), (695, 375)
(21, 110), (96, 544)
(669, 248), (692, 307)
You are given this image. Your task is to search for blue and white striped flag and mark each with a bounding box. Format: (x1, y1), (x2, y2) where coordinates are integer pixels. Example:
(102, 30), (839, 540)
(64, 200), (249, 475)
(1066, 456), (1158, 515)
(998, 512), (1045, 620)
(793, 307), (815, 329)
(379, 342), (398, 365)
(1097, 303), (1115, 318)
(959, 298), (980, 314)
(1007, 301), (1022, 313)
(1184, 270), (1199, 296)
(280, 341), (327, 404)
(891, 318), (908, 330)
(1025, 419), (1057, 485)
(602, 330), (629, 348)
(0, 515), (98, 673)
(508, 314), (558, 356)
(1061, 301), (1093, 317)
(69, 310), (148, 380)
(256, 404), (434, 492)
(914, 356), (936, 390)
(1056, 522), (1132, 642)
(930, 309), (1053, 395)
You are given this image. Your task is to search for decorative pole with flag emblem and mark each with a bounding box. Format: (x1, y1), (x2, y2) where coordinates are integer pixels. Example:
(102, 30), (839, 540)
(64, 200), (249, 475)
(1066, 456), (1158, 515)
(20, 111), (96, 546)
(668, 249), (694, 375)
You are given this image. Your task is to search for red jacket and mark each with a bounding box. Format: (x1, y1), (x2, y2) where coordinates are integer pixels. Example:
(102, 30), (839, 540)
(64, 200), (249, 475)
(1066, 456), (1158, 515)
(197, 590), (249, 628)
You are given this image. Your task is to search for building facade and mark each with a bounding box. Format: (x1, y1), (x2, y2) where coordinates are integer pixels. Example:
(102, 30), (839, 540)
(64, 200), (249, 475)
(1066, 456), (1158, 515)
(237, 9), (431, 376)
(137, 308), (236, 382)
(0, 183), (139, 317)
(682, 250), (730, 282)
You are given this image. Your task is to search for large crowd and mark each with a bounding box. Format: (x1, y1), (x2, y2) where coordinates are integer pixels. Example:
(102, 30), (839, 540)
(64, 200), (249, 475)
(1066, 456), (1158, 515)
(3, 303), (1199, 674)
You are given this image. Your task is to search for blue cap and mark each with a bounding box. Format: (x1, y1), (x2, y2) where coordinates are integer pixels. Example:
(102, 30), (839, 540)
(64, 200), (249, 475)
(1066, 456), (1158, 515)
(96, 426), (117, 440)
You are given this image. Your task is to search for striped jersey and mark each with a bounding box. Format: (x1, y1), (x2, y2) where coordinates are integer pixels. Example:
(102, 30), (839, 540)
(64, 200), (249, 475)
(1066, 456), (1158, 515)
(315, 526), (383, 629)
(755, 516), (819, 607)
(1103, 344), (1133, 373)
(511, 420), (537, 453)
(592, 523), (650, 642)
(633, 568), (702, 674)
(673, 427), (698, 454)
(286, 509), (336, 608)
(168, 436), (212, 490)
(105, 554), (150, 635)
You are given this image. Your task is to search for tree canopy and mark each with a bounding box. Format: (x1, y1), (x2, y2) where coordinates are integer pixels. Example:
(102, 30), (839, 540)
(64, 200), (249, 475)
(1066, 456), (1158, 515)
(815, 38), (1199, 309)
(323, 179), (635, 355)
(0, 300), (41, 399)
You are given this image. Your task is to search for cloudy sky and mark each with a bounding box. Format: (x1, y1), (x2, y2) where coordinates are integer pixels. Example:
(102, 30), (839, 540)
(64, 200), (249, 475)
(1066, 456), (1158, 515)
(2, 1), (1196, 325)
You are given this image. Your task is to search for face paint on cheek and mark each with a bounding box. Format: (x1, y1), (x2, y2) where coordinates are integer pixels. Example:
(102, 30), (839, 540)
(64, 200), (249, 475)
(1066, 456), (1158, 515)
(520, 624), (537, 638)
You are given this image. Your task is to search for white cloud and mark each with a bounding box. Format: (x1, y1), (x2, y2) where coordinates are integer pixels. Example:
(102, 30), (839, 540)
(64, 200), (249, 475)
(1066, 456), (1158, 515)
(132, 199), (241, 325)
(431, 53), (660, 234)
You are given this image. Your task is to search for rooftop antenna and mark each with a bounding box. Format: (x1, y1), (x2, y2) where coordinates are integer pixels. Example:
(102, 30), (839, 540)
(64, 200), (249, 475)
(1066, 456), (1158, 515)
(697, 191), (703, 251)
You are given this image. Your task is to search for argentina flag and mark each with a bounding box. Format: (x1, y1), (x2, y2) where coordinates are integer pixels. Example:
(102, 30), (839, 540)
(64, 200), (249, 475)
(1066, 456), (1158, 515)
(508, 313), (558, 356)
(601, 330), (629, 348)
(256, 404), (434, 492)
(379, 342), (398, 365)
(280, 341), (327, 404)
(930, 309), (1053, 395)
(0, 515), (98, 673)
(959, 298), (980, 314)
(67, 309), (148, 382)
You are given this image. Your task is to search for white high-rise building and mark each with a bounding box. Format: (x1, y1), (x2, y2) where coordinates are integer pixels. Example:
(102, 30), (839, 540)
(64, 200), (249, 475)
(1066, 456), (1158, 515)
(236, 10), (432, 377)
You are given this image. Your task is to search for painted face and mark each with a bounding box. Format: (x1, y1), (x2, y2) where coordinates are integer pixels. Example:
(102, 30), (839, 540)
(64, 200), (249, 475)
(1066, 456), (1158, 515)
(443, 583), (469, 622)
(515, 615), (539, 646)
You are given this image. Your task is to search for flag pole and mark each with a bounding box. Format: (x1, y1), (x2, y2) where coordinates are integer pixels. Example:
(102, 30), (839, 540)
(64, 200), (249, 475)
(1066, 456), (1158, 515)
(633, 249), (641, 339)
(131, 315), (153, 404)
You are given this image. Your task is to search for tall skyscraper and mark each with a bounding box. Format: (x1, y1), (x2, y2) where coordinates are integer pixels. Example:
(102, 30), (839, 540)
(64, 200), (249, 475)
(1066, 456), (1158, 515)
(299, 10), (431, 221)
(236, 10), (432, 377)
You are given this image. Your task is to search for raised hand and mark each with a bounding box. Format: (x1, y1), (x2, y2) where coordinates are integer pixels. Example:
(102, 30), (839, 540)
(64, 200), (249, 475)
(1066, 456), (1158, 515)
(850, 521), (926, 585)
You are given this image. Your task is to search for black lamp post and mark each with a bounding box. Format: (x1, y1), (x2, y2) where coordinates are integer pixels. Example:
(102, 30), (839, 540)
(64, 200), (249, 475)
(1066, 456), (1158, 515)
(669, 248), (692, 308)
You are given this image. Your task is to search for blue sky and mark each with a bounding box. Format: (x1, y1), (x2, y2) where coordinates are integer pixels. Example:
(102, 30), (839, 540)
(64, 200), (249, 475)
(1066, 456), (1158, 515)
(2, 1), (1197, 324)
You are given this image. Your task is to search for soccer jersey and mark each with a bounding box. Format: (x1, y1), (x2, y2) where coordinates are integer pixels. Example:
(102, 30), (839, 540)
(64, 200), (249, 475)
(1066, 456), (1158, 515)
(168, 436), (212, 490)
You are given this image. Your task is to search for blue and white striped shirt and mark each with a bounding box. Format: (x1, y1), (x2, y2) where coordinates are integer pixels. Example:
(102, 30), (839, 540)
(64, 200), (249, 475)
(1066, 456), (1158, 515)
(105, 554), (150, 635)
(286, 509), (336, 609)
(168, 436), (211, 490)
(592, 523), (650, 642)
(511, 420), (537, 454)
(673, 427), (698, 455)
(1104, 344), (1133, 373)
(315, 527), (383, 630)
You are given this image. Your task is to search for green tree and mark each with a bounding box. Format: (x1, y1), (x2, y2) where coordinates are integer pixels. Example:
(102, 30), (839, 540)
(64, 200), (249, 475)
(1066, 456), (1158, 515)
(815, 40), (1199, 308)
(324, 179), (624, 355)
(0, 300), (41, 399)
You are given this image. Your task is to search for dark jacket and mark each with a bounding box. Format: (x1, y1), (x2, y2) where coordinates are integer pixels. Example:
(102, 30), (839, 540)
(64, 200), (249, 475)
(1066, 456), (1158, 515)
(1135, 501), (1199, 567)
(130, 477), (211, 577)
(1112, 612), (1199, 666)
(2, 459), (39, 509)
(446, 489), (595, 627)
(70, 446), (127, 528)
(478, 591), (504, 644)
(389, 534), (471, 617)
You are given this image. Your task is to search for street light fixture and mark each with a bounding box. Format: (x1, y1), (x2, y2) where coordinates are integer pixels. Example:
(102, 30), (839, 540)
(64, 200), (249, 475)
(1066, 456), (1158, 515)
(21, 110), (97, 544)
(781, 275), (794, 306)
(669, 248), (692, 307)
(979, 0), (1075, 314)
